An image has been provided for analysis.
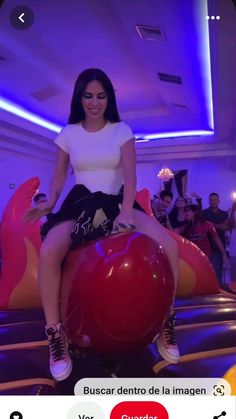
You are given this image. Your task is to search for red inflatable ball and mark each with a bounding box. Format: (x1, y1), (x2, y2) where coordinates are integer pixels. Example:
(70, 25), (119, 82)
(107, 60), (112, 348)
(61, 231), (175, 354)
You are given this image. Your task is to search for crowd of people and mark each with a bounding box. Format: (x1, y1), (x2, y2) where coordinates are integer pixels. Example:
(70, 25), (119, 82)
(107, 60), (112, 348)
(151, 190), (236, 289)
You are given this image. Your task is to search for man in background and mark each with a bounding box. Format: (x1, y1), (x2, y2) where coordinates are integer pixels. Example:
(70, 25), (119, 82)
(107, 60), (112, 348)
(151, 190), (173, 229)
(33, 193), (48, 208)
(33, 193), (52, 222)
(203, 192), (228, 287)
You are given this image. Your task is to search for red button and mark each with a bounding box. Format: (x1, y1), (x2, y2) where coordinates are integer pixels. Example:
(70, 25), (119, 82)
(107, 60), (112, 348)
(111, 401), (168, 419)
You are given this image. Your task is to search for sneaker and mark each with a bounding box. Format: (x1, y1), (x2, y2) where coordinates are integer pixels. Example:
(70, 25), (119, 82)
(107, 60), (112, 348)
(45, 323), (73, 381)
(156, 312), (180, 363)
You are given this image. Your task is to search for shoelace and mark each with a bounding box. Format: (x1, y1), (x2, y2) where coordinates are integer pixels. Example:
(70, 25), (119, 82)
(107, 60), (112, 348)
(48, 329), (66, 361)
(163, 313), (176, 345)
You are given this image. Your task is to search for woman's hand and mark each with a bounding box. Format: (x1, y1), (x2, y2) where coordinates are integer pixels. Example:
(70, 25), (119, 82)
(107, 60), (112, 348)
(111, 209), (136, 234)
(24, 203), (53, 223)
(191, 192), (200, 199)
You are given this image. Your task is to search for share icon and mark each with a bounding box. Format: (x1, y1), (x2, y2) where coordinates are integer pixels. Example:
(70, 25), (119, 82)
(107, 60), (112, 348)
(213, 411), (226, 419)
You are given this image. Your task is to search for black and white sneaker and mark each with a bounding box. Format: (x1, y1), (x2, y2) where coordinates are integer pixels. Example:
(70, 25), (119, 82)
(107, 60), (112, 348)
(156, 312), (180, 363)
(45, 323), (73, 381)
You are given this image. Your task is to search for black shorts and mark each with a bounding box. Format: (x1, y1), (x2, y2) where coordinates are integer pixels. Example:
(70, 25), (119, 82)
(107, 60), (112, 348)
(41, 184), (145, 248)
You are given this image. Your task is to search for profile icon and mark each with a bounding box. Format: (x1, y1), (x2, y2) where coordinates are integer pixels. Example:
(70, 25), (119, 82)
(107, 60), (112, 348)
(10, 411), (23, 419)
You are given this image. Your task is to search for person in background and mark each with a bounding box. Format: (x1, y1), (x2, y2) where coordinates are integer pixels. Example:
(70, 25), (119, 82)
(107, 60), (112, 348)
(228, 199), (236, 291)
(33, 193), (52, 222)
(151, 190), (173, 229)
(185, 192), (202, 210)
(203, 192), (228, 287)
(33, 193), (48, 208)
(169, 196), (188, 229)
(180, 205), (229, 273)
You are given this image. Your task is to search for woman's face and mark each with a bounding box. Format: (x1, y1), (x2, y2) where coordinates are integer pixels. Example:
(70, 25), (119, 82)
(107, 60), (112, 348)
(81, 80), (108, 121)
(176, 197), (186, 208)
(185, 207), (195, 221)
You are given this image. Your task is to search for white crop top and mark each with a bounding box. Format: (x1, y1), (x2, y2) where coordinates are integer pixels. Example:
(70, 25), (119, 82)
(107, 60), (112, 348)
(54, 121), (134, 194)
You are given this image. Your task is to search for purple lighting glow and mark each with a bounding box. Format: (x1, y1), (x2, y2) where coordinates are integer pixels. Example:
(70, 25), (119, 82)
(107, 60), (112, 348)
(0, 0), (214, 142)
(0, 96), (214, 142)
(135, 130), (214, 141)
(0, 97), (61, 133)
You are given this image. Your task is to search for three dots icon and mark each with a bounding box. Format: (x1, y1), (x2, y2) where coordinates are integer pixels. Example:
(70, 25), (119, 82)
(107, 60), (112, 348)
(206, 15), (221, 20)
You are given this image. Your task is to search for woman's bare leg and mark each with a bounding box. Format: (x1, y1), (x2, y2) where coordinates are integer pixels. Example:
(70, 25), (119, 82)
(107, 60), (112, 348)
(132, 209), (180, 363)
(132, 209), (179, 294)
(38, 220), (75, 325)
(38, 220), (75, 382)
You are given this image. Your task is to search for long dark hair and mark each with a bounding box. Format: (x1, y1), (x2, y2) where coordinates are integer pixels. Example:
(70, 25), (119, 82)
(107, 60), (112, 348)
(68, 68), (121, 124)
(169, 196), (187, 220)
(183, 204), (205, 237)
(186, 204), (204, 222)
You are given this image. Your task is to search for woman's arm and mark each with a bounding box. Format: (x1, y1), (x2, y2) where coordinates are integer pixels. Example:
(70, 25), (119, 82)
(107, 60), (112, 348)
(25, 147), (69, 222)
(120, 138), (137, 214)
(208, 221), (229, 264)
(175, 224), (186, 235)
(213, 235), (229, 264)
(47, 147), (70, 210)
(112, 138), (136, 230)
(213, 221), (228, 231)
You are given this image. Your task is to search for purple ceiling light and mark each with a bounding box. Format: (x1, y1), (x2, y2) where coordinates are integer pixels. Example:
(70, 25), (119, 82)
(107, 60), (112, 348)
(136, 129), (214, 141)
(0, 97), (61, 133)
(0, 0), (214, 142)
(195, 0), (214, 130)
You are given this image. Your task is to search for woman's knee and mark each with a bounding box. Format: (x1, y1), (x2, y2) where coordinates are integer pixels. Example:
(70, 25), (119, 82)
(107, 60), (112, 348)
(39, 240), (69, 265)
(39, 220), (74, 263)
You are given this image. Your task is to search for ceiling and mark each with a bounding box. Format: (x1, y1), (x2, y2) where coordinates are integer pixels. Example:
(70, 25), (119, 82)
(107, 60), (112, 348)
(0, 0), (236, 162)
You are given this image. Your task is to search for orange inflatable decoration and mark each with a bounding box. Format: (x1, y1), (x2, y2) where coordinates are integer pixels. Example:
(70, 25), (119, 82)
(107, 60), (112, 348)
(223, 365), (236, 395)
(0, 177), (42, 309)
(0, 179), (220, 310)
(135, 188), (154, 216)
(169, 230), (220, 297)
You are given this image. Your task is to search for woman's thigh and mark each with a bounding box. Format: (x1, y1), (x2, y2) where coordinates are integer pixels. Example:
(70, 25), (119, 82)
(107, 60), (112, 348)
(132, 209), (179, 287)
(133, 210), (175, 247)
(40, 220), (75, 261)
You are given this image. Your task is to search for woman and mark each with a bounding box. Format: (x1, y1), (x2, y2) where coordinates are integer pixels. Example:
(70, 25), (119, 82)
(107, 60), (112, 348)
(184, 192), (202, 210)
(169, 196), (188, 229)
(25, 68), (179, 381)
(181, 205), (229, 266)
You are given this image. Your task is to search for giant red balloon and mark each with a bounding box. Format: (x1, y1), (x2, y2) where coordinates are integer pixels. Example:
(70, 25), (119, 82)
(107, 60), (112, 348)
(61, 231), (174, 354)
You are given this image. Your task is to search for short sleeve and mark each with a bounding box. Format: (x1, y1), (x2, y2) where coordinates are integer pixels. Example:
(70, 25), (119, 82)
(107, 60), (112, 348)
(118, 122), (134, 147)
(54, 126), (70, 154)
